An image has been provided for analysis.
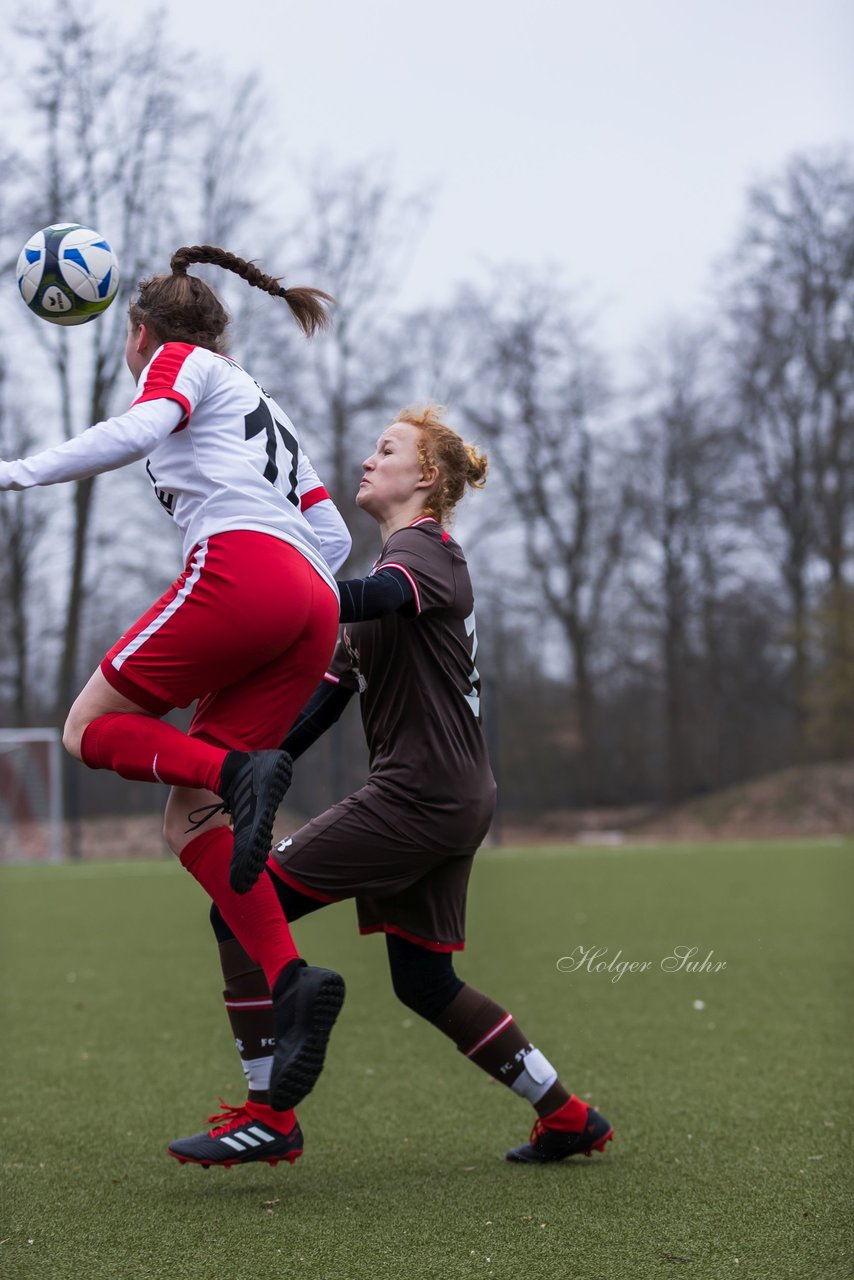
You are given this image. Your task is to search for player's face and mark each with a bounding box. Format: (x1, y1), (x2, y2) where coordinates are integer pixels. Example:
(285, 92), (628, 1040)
(125, 319), (160, 382)
(357, 422), (433, 519)
(124, 320), (148, 382)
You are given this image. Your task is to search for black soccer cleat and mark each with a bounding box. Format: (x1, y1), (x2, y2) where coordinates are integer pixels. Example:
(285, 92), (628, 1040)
(268, 962), (346, 1111)
(505, 1104), (614, 1163)
(168, 1100), (303, 1169)
(219, 749), (293, 893)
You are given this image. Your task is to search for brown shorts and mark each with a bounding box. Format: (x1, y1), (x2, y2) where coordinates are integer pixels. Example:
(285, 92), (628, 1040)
(269, 784), (477, 951)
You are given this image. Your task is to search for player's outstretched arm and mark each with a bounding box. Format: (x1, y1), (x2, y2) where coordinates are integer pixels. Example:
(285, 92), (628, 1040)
(0, 399), (183, 490)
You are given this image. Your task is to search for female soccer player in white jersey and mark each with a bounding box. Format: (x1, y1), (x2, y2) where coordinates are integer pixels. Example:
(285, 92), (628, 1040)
(0, 246), (349, 1110)
(168, 405), (613, 1169)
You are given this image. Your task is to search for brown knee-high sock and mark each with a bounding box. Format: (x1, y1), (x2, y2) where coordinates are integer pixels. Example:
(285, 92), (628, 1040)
(433, 984), (578, 1119)
(218, 939), (277, 1104)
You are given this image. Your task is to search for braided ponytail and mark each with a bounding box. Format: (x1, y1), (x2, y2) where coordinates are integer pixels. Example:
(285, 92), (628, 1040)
(129, 245), (335, 349)
(171, 245), (335, 337)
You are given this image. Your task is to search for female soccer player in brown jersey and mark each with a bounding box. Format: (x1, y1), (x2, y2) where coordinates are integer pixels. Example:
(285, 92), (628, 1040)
(168, 405), (614, 1169)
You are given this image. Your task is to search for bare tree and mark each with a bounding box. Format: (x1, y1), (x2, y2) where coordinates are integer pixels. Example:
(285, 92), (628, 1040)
(0, 356), (57, 725)
(624, 324), (744, 798)
(806, 584), (854, 758)
(8, 4), (191, 716)
(4, 2), (277, 722)
(720, 149), (854, 757)
(259, 163), (429, 565)
(460, 272), (624, 799)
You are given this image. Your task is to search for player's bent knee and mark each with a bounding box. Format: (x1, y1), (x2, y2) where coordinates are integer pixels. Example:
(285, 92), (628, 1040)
(162, 811), (195, 856)
(162, 793), (190, 855)
(162, 822), (216, 857)
(162, 820), (183, 856)
(210, 902), (236, 943)
(387, 934), (464, 1021)
(61, 713), (85, 761)
(163, 787), (229, 857)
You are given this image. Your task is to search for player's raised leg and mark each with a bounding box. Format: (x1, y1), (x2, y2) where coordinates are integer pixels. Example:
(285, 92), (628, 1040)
(65, 668), (294, 892)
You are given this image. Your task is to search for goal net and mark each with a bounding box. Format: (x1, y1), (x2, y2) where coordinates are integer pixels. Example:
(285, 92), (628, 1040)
(0, 728), (64, 863)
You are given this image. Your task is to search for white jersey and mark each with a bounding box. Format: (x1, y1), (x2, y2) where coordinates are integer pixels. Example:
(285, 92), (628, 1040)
(134, 343), (337, 590)
(0, 342), (350, 589)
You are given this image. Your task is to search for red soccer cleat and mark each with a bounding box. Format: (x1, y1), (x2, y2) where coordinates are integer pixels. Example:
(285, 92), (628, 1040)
(506, 1102), (614, 1163)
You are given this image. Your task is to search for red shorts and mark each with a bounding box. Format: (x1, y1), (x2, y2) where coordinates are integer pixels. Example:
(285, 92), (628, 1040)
(101, 531), (339, 750)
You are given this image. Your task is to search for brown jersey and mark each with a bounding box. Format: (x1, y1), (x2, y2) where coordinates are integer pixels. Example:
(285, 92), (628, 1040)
(327, 516), (496, 848)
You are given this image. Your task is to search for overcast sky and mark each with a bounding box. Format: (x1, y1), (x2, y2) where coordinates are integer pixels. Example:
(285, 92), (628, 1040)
(161, 0), (853, 356)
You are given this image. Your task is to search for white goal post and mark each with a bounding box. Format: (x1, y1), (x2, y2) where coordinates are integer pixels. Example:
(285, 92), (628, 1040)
(0, 728), (64, 864)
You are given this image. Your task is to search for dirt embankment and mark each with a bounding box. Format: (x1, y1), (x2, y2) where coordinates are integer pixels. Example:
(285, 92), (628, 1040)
(499, 760), (854, 845)
(10, 761), (853, 862)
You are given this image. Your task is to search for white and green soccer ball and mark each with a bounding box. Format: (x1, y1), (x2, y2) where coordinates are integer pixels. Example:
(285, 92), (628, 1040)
(16, 223), (120, 325)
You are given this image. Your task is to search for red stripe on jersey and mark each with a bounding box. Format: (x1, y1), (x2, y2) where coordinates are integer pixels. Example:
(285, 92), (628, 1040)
(300, 485), (330, 513)
(409, 514), (448, 541)
(323, 671), (341, 684)
(375, 561), (421, 614)
(131, 342), (195, 430)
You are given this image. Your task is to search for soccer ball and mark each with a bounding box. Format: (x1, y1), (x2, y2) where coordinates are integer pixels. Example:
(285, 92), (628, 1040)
(16, 223), (120, 326)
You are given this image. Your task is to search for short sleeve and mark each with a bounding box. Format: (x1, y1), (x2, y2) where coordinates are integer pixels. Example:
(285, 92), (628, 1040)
(297, 450), (330, 511)
(375, 525), (456, 615)
(131, 342), (204, 427)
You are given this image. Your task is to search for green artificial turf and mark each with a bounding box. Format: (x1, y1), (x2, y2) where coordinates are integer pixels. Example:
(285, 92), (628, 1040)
(1, 839), (852, 1280)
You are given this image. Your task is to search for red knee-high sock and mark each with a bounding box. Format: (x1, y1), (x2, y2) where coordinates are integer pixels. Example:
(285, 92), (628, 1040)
(80, 713), (226, 793)
(180, 828), (299, 988)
